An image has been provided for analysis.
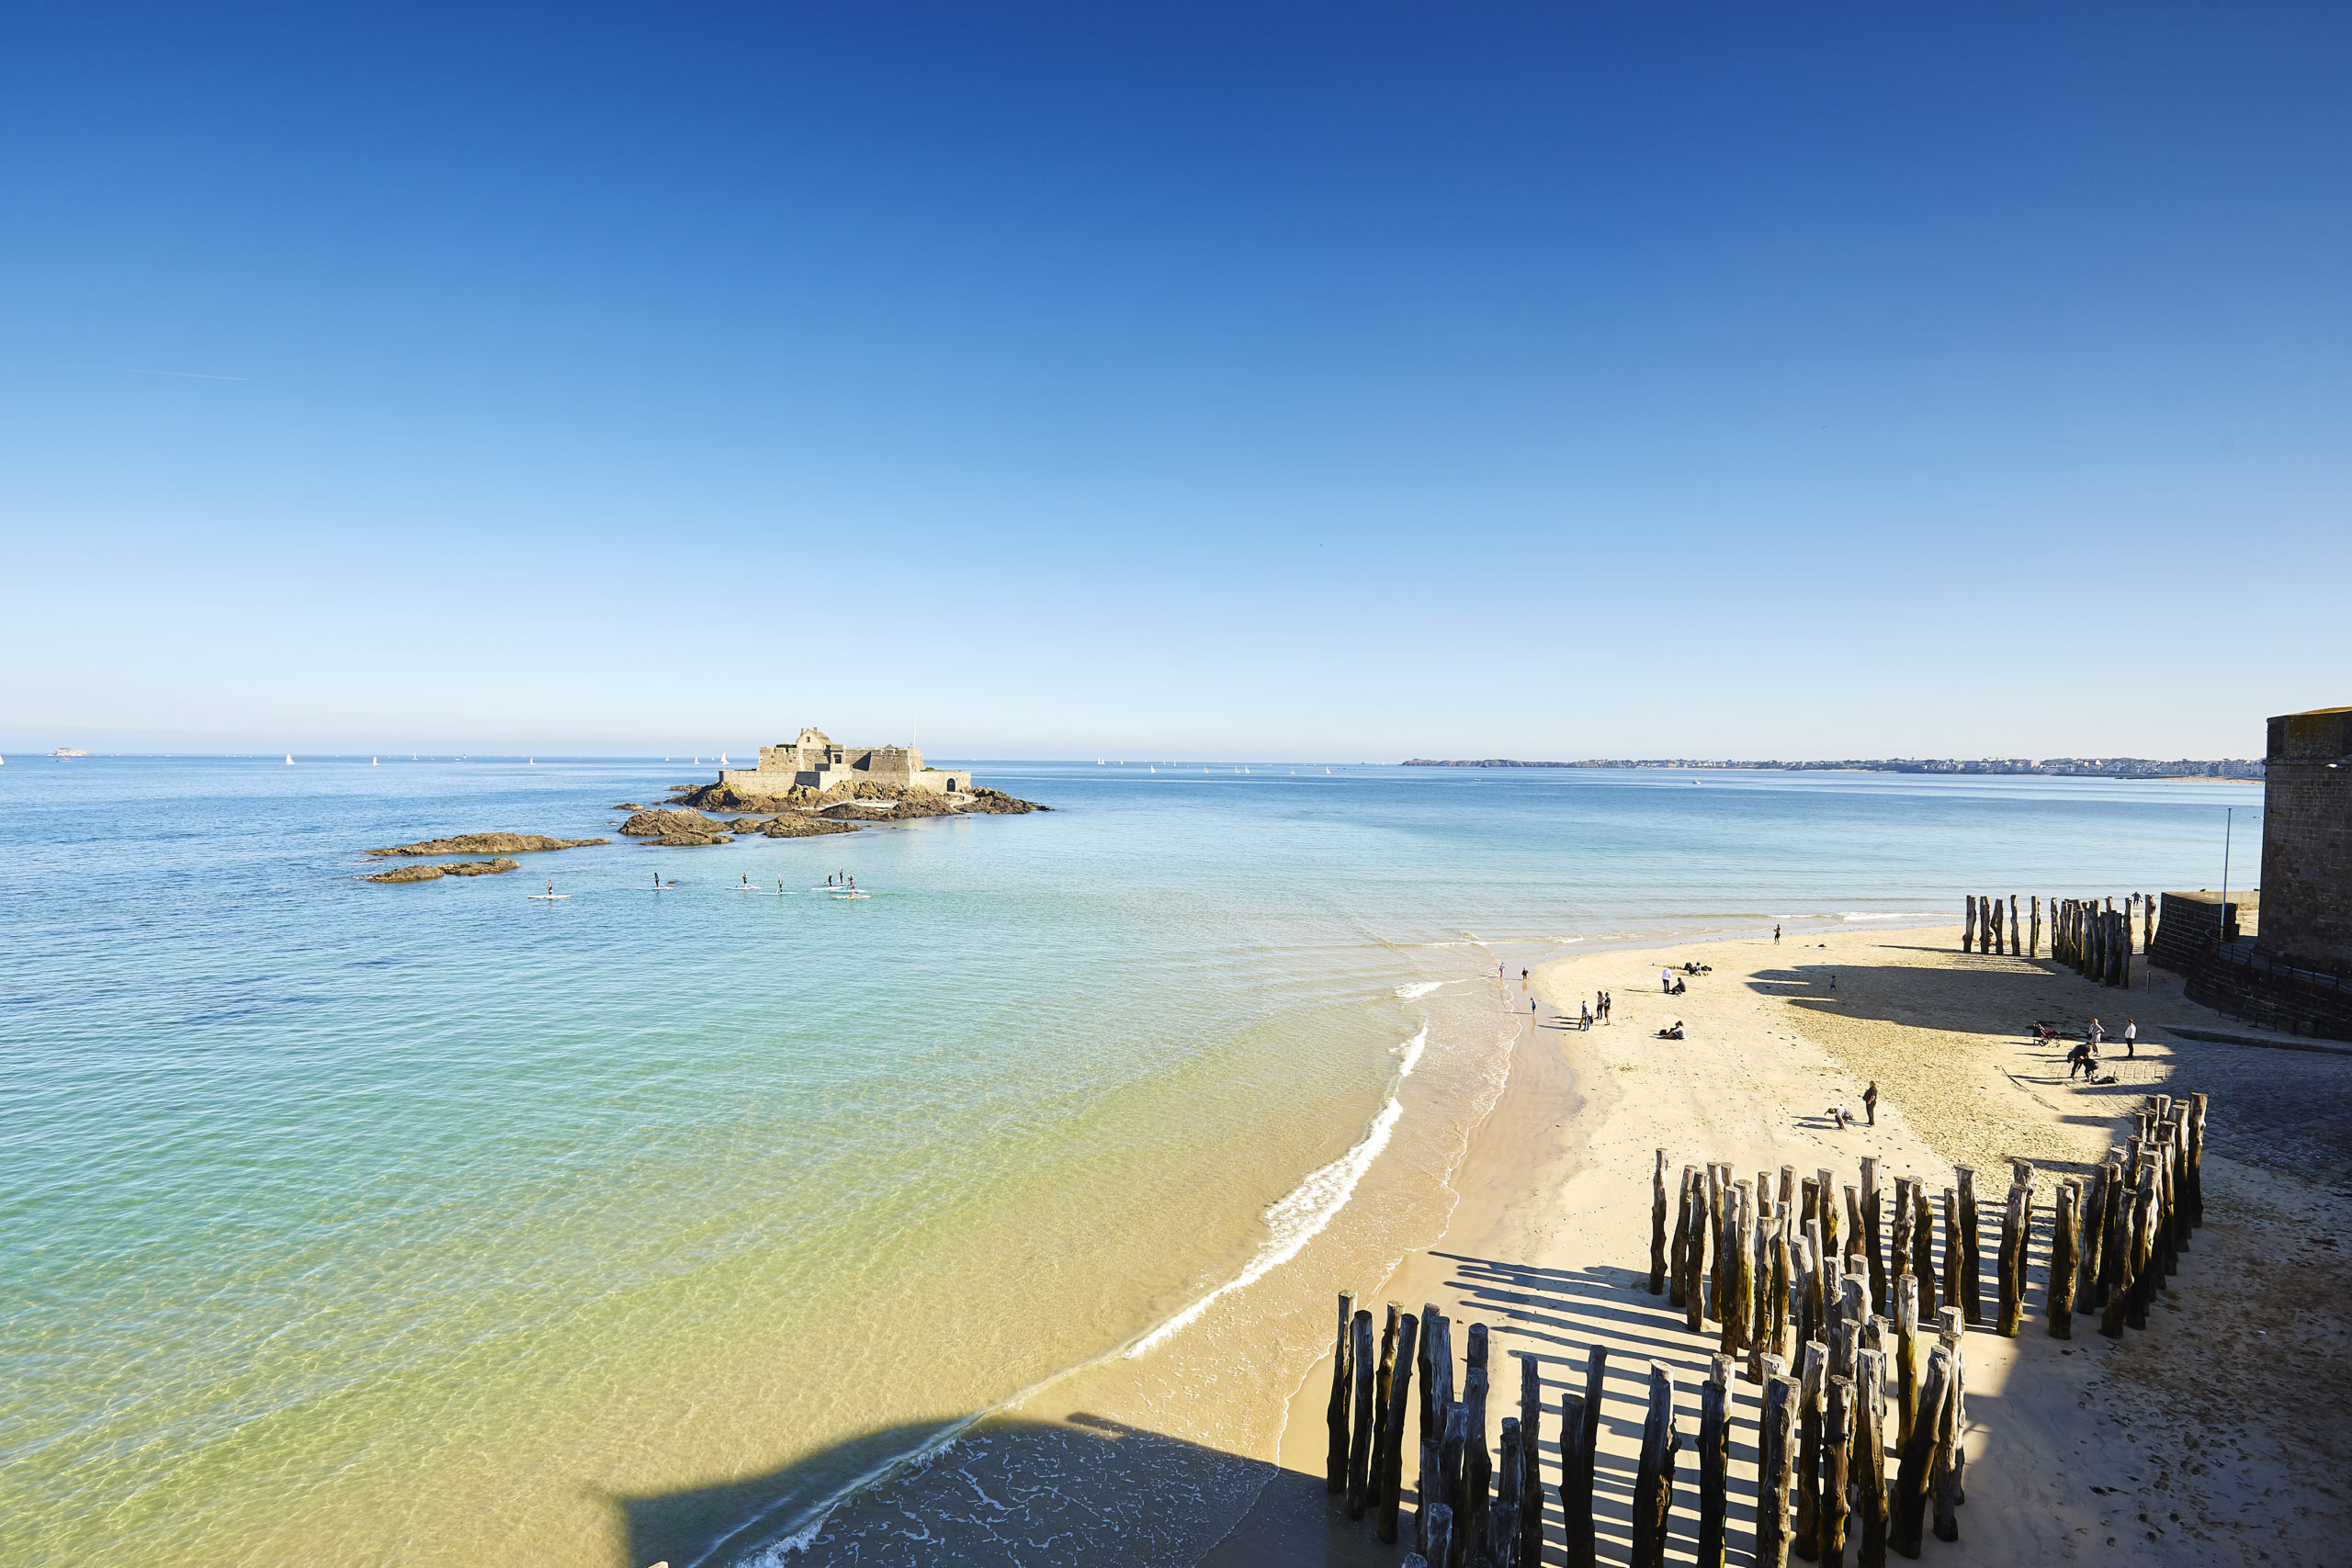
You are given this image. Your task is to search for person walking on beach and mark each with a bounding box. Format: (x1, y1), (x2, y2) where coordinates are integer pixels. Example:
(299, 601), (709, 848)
(1662, 966), (1674, 994)
(1602, 991), (1612, 1022)
(1775, 924), (1781, 944)
(1863, 1081), (1879, 1126)
(1580, 999), (1592, 1030)
(2123, 1018), (2137, 1059)
(2088, 1018), (2105, 1055)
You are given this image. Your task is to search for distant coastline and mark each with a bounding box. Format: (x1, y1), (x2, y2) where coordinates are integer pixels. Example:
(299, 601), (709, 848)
(1403, 755), (2264, 779)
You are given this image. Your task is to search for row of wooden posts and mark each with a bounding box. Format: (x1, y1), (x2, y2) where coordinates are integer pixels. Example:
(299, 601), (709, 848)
(1322, 1091), (2208, 1566)
(1961, 892), (2154, 984)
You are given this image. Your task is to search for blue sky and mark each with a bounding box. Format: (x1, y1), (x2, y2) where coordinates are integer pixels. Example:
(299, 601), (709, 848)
(3, 3), (2344, 760)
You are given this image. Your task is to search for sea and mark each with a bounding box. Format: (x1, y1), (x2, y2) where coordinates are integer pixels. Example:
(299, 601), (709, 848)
(0, 756), (2253, 1566)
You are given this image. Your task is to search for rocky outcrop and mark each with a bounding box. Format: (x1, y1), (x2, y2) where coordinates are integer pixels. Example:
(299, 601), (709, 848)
(366, 857), (522, 883)
(761, 815), (857, 838)
(618, 808), (734, 846)
(667, 779), (1047, 818)
(368, 833), (606, 858)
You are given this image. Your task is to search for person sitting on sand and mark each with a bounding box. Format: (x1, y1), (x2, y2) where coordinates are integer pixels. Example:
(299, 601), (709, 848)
(1670, 977), (1687, 995)
(1655, 1021), (1685, 1040)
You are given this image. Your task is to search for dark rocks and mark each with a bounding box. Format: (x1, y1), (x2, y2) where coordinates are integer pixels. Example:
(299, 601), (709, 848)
(366, 857), (522, 884)
(368, 833), (606, 858)
(618, 808), (734, 846)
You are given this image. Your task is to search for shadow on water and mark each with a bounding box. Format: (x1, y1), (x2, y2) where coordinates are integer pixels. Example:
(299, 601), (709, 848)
(612, 1411), (1370, 1568)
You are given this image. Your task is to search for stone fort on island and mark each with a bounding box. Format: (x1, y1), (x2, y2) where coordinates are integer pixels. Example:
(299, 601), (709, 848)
(718, 728), (971, 796)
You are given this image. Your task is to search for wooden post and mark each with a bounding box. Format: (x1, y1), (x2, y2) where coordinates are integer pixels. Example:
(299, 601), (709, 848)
(1893, 1273), (1918, 1450)
(1724, 1202), (1756, 1360)
(1329, 1292), (1354, 1492)
(1822, 1378), (1852, 1568)
(1512, 1355), (1540, 1568)
(1796, 1338), (1826, 1561)
(1935, 1308), (1966, 1519)
(2099, 1173), (2133, 1339)
(1996, 1185), (2026, 1337)
(1492, 1417), (1522, 1568)
(1955, 1168), (1983, 1325)
(2030, 895), (2041, 957)
(1371, 1303), (1400, 1514)
(1707, 1166), (1728, 1321)
(1856, 1347), (1889, 1568)
(2188, 1093), (2208, 1228)
(1761, 1372), (1798, 1568)
(1671, 1166), (1696, 1308)
(1424, 1505), (1454, 1568)
(1562, 1347), (1605, 1568)
(2009, 895), (2020, 956)
(1631, 1362), (1681, 1568)
(1890, 1347), (1952, 1558)
(1699, 1354), (1732, 1568)
(1818, 1168), (1840, 1261)
(1688, 1175), (1710, 1334)
(1860, 1159), (1886, 1320)
(1349, 1309), (1377, 1517)
(1929, 1356), (1961, 1542)
(1962, 896), (1974, 952)
(1771, 1214), (1796, 1366)
(1440, 1403), (1468, 1567)
(1652, 1148), (1671, 1294)
(1464, 1343), (1490, 1558)
(1380, 1313), (1419, 1541)
(1910, 1183), (1934, 1317)
(2047, 1182), (2077, 1337)
(2144, 892), (2155, 956)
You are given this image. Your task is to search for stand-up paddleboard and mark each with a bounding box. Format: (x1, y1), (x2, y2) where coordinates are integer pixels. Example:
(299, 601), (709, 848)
(528, 880), (570, 901)
(831, 891), (871, 899)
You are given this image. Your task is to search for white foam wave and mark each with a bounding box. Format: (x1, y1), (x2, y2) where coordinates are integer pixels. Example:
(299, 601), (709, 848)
(1395, 980), (1447, 999)
(1840, 910), (1942, 922)
(1123, 1028), (1428, 1360)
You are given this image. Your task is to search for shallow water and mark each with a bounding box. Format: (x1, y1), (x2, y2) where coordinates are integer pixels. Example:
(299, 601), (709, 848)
(0, 758), (2248, 1565)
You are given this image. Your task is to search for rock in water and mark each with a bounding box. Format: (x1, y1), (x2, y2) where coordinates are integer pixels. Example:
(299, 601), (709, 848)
(365, 857), (522, 884)
(367, 833), (605, 858)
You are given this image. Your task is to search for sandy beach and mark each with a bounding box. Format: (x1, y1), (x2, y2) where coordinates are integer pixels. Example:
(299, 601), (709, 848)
(1213, 922), (2352, 1566)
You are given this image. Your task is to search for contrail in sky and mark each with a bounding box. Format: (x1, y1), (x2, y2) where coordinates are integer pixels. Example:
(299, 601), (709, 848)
(128, 367), (249, 380)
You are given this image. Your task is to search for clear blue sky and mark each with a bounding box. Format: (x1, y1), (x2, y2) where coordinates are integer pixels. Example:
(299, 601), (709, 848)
(3, 3), (2344, 760)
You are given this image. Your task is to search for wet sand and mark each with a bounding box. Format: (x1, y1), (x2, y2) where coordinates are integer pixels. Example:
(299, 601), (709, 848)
(1213, 924), (2352, 1566)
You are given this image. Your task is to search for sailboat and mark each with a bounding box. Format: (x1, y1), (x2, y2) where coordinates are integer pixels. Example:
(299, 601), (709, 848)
(1097, 758), (1105, 765)
(1148, 765), (1155, 773)
(720, 753), (729, 766)
(285, 753), (294, 765)
(372, 757), (379, 765)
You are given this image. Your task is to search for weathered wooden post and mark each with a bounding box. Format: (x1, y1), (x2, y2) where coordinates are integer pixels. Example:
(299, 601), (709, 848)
(2009, 895), (2021, 955)
(1893, 1273), (1918, 1449)
(1929, 1361), (1961, 1543)
(1795, 1338), (1826, 1561)
(1771, 1213), (1797, 1365)
(2030, 895), (2041, 957)
(1955, 1168), (1983, 1325)
(1724, 1201), (1756, 1360)
(1652, 1148), (1670, 1294)
(1841, 1184), (1865, 1280)
(1890, 1347), (1952, 1558)
(1349, 1309), (1377, 1517)
(1562, 1347), (1605, 1568)
(1424, 1505), (1454, 1568)
(1671, 1166), (1696, 1308)
(1935, 1308), (1966, 1521)
(1440, 1403), (1468, 1566)
(1519, 1353), (1543, 1568)
(2188, 1094), (2208, 1228)
(1995, 1185), (2026, 1337)
(1855, 1349), (1889, 1568)
(1759, 1371), (1797, 1568)
(1687, 1175), (1710, 1334)
(2047, 1182), (2077, 1337)
(1329, 1292), (1354, 1492)
(1491, 1417), (1522, 1568)
(1371, 1303), (1400, 1513)
(2144, 893), (2155, 956)
(1464, 1331), (1490, 1555)
(1379, 1311), (1419, 1541)
(1962, 896), (1974, 952)
(1817, 1168), (1840, 1261)
(1821, 1378), (1852, 1568)
(1908, 1184), (1934, 1317)
(1631, 1363), (1680, 1568)
(1698, 1354), (1732, 1568)
(1707, 1166), (1728, 1320)
(1860, 1159), (1886, 1317)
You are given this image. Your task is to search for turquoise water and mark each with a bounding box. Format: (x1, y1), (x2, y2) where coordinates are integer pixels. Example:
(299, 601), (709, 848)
(0, 758), (2250, 1565)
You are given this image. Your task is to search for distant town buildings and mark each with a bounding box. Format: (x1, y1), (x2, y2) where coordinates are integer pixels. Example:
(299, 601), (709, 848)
(1403, 756), (2265, 778)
